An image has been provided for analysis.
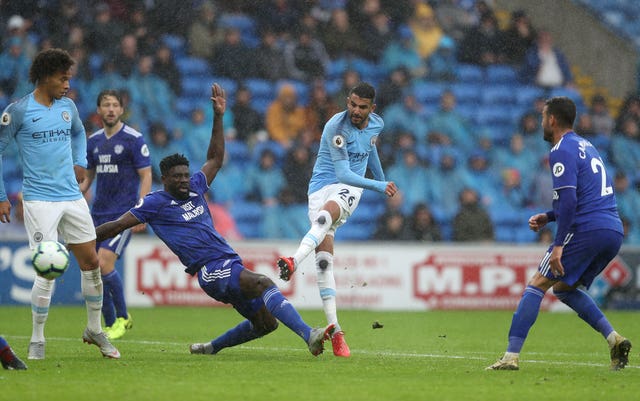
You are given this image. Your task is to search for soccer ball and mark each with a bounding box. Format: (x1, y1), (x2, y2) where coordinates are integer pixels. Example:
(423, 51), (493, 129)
(32, 241), (70, 279)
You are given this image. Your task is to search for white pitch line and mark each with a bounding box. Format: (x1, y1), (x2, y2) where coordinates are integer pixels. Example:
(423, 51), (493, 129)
(4, 334), (637, 369)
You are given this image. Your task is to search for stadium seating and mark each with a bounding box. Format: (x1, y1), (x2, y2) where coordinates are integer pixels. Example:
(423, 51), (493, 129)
(480, 84), (517, 105)
(454, 64), (484, 83)
(175, 57), (210, 77)
(230, 201), (264, 238)
(485, 65), (518, 84)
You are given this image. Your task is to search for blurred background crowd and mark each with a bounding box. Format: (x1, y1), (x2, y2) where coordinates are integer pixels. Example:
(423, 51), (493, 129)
(2, 0), (640, 244)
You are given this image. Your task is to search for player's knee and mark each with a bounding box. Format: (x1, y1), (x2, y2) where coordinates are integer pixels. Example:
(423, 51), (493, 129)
(253, 313), (279, 336)
(316, 251), (332, 271)
(314, 210), (332, 228)
(255, 274), (275, 292)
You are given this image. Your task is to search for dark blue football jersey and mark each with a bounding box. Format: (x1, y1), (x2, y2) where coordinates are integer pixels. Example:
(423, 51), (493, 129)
(129, 171), (238, 275)
(549, 132), (622, 234)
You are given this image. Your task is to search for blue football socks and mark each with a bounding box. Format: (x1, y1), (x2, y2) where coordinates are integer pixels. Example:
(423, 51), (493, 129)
(554, 288), (614, 338)
(101, 272), (116, 327)
(102, 270), (128, 325)
(210, 320), (261, 354)
(262, 286), (312, 342)
(507, 285), (545, 353)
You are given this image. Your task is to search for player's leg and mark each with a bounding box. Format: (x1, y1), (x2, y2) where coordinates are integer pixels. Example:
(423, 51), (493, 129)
(0, 336), (27, 370)
(62, 199), (119, 358)
(191, 302), (277, 355)
(278, 184), (356, 280)
(97, 230), (133, 340)
(22, 200), (61, 359)
(98, 248), (118, 333)
(278, 205), (339, 280)
(486, 270), (555, 370)
(552, 231), (631, 370)
(313, 186), (362, 357)
(316, 238), (350, 357)
(195, 261), (333, 356)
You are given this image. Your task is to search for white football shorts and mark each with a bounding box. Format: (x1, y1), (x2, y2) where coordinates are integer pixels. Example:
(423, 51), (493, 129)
(307, 183), (363, 236)
(23, 198), (97, 248)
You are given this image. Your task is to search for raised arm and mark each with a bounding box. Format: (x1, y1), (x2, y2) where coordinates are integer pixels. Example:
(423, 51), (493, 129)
(201, 83), (227, 186)
(95, 211), (141, 242)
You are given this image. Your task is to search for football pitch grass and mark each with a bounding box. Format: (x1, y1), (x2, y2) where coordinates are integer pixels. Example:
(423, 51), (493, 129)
(1, 306), (638, 401)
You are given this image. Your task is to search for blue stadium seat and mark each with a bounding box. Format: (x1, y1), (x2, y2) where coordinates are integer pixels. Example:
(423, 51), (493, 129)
(181, 76), (209, 97)
(351, 58), (385, 82)
(455, 64), (484, 83)
(514, 85), (545, 106)
(494, 226), (514, 242)
(451, 82), (482, 105)
(485, 65), (518, 84)
(514, 226), (537, 243)
(325, 78), (342, 96)
(176, 57), (210, 76)
(230, 201), (264, 238)
(412, 80), (445, 105)
(481, 84), (517, 105)
(161, 34), (186, 57)
(175, 97), (206, 118)
(251, 97), (272, 115)
(225, 140), (251, 165)
(334, 222), (373, 241)
(243, 78), (275, 99)
(326, 58), (349, 80)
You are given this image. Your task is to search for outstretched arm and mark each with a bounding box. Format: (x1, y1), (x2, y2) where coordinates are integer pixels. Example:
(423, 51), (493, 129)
(95, 211), (141, 242)
(201, 83), (227, 186)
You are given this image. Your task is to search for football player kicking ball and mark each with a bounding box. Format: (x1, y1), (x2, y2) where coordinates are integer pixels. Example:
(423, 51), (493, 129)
(487, 97), (631, 371)
(95, 83), (334, 356)
(277, 82), (398, 357)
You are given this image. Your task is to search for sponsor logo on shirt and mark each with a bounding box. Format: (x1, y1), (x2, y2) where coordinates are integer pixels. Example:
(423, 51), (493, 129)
(552, 162), (564, 177)
(32, 128), (71, 142)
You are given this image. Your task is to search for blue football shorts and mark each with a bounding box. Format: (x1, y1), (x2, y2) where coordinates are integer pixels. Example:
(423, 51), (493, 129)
(96, 228), (132, 256)
(538, 229), (623, 288)
(197, 257), (263, 319)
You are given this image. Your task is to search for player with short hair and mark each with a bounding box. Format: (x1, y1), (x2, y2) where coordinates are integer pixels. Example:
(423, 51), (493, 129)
(80, 89), (152, 340)
(94, 83), (334, 356)
(487, 96), (631, 371)
(276, 82), (398, 357)
(0, 48), (119, 359)
(0, 336), (27, 370)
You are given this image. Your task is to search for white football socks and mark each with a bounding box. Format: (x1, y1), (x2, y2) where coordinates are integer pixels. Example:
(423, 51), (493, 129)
(316, 251), (340, 332)
(81, 268), (104, 333)
(293, 210), (332, 266)
(31, 275), (54, 343)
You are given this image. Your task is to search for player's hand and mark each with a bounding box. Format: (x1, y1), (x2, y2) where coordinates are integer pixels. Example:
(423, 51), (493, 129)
(131, 223), (147, 234)
(528, 213), (548, 232)
(74, 165), (87, 185)
(549, 245), (564, 277)
(385, 181), (398, 197)
(211, 83), (226, 116)
(0, 200), (11, 223)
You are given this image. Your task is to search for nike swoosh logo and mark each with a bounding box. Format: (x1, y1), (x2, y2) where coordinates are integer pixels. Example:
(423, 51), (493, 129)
(32, 117), (43, 122)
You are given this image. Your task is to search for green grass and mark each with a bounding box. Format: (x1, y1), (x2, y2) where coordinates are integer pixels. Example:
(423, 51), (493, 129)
(1, 306), (638, 401)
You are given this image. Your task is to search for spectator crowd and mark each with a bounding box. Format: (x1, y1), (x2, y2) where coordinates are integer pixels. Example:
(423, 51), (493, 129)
(1, 0), (640, 244)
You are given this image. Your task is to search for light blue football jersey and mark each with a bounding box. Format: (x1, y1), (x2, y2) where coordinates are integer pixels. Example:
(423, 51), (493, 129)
(0, 92), (87, 201)
(309, 110), (386, 194)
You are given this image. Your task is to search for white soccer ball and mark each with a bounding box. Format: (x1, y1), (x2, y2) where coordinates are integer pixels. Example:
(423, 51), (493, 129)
(32, 241), (70, 279)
